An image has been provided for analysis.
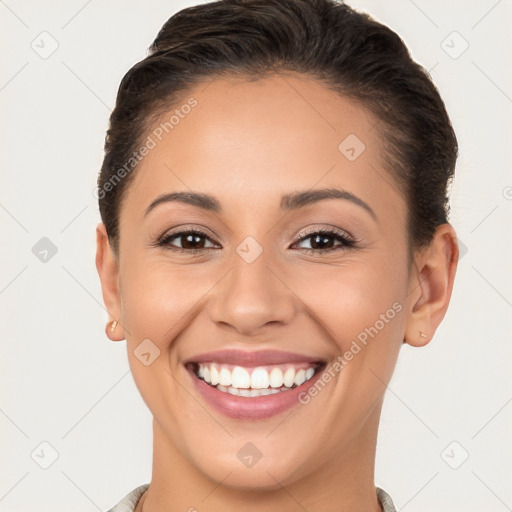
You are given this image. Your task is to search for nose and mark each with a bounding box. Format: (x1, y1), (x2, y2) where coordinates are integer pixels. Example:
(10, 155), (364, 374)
(207, 249), (296, 336)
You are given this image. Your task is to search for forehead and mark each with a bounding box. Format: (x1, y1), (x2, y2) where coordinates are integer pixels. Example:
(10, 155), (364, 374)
(121, 73), (404, 222)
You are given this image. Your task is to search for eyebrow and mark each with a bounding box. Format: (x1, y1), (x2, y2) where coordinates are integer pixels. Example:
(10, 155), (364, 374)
(144, 187), (377, 222)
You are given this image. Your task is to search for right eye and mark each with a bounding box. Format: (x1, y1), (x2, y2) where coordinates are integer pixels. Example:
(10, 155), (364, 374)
(156, 229), (219, 254)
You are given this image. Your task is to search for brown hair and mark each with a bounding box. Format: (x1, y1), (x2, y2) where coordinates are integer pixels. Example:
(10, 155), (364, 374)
(97, 0), (458, 257)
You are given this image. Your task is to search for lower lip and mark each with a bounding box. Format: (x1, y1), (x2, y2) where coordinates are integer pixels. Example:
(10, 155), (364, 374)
(186, 364), (325, 420)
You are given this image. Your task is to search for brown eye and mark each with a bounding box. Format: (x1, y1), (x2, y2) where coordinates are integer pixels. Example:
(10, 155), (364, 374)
(157, 230), (218, 253)
(155, 228), (356, 255)
(292, 229), (356, 254)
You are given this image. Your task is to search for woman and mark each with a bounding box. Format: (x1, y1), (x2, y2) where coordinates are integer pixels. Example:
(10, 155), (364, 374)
(96, 0), (459, 510)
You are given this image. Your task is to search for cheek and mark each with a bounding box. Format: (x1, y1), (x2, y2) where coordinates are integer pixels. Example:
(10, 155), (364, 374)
(120, 250), (407, 353)
(289, 259), (406, 345)
(287, 257), (408, 407)
(117, 258), (203, 419)
(119, 256), (216, 348)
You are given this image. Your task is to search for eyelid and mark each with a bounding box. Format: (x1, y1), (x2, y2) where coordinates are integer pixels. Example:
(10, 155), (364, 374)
(294, 225), (353, 241)
(156, 224), (352, 244)
(291, 226), (357, 252)
(154, 224), (358, 255)
(157, 224), (220, 244)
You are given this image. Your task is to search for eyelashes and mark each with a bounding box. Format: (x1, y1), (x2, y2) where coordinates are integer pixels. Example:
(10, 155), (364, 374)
(153, 227), (358, 255)
(293, 228), (357, 253)
(156, 229), (218, 254)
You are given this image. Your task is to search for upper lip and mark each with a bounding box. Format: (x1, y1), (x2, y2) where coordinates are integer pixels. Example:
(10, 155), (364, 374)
(183, 349), (325, 367)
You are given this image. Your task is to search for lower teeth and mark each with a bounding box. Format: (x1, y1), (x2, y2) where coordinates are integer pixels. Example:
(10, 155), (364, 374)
(196, 376), (307, 397)
(215, 384), (294, 396)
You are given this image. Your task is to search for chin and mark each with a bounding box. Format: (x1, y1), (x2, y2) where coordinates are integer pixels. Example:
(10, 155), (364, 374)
(192, 448), (311, 491)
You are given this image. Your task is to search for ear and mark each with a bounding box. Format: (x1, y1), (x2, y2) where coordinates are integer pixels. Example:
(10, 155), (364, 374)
(95, 222), (125, 341)
(404, 223), (459, 347)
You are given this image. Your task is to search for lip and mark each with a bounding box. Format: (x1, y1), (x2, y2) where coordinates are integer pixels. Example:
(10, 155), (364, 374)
(185, 361), (326, 420)
(182, 349), (325, 367)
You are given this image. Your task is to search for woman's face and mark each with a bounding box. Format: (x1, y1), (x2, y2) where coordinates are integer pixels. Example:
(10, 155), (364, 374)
(104, 73), (415, 487)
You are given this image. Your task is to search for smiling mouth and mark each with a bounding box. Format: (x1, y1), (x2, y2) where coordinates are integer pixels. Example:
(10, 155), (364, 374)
(186, 361), (326, 397)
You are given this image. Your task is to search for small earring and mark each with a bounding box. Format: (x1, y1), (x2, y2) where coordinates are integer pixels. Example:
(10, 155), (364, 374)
(419, 330), (427, 338)
(110, 320), (118, 332)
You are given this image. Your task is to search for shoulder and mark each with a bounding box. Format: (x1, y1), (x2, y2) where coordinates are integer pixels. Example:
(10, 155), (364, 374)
(105, 484), (149, 512)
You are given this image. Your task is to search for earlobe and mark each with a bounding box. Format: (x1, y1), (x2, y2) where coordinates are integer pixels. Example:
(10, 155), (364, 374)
(95, 222), (125, 341)
(105, 318), (125, 342)
(404, 224), (459, 348)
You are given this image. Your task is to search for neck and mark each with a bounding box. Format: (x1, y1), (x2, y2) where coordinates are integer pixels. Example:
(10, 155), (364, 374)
(139, 405), (383, 512)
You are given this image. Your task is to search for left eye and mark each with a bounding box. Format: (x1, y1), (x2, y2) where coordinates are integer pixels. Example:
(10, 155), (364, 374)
(292, 229), (356, 253)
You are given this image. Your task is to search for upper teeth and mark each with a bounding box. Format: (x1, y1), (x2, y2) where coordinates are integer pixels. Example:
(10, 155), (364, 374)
(197, 363), (316, 390)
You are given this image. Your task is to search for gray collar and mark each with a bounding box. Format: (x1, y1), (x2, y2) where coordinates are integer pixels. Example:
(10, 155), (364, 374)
(107, 484), (397, 511)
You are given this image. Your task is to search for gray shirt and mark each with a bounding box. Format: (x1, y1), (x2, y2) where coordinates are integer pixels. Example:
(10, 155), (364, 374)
(106, 484), (397, 511)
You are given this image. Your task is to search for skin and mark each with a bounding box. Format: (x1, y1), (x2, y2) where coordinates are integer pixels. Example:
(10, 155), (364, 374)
(96, 73), (458, 512)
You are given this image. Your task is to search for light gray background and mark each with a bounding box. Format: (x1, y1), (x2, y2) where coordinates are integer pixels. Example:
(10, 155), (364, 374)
(1, 1), (511, 511)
